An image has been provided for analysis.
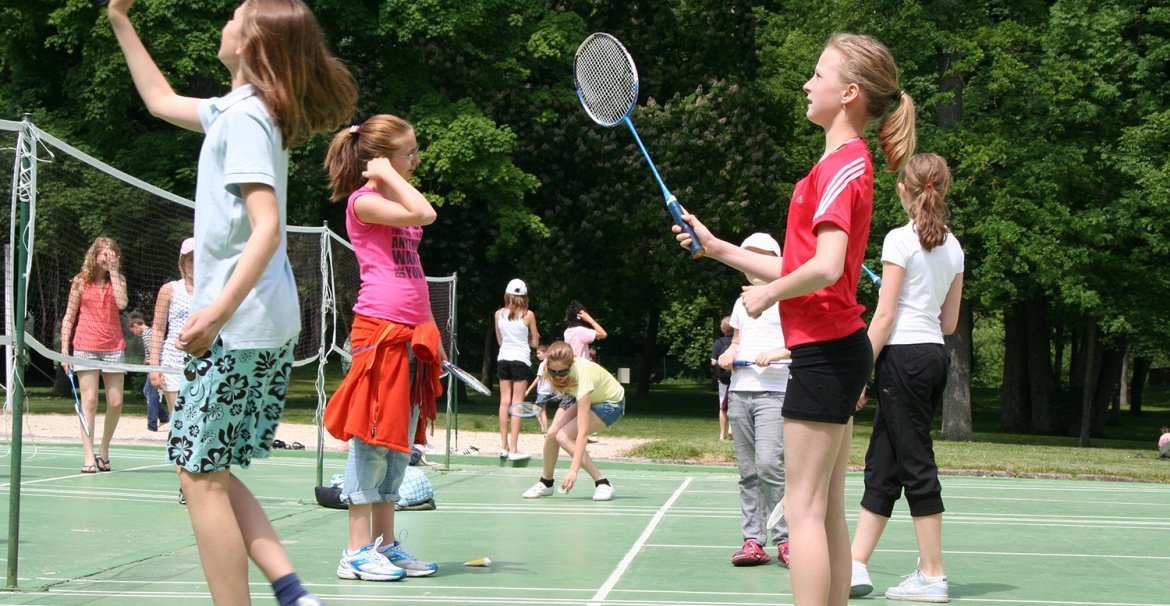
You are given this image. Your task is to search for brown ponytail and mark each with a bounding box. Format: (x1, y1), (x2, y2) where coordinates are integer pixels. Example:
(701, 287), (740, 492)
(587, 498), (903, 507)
(826, 33), (917, 171)
(898, 153), (952, 251)
(323, 114), (415, 201)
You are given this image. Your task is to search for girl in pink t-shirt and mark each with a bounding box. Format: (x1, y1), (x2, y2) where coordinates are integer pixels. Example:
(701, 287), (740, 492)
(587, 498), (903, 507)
(563, 300), (607, 360)
(673, 34), (917, 606)
(324, 113), (442, 581)
(59, 236), (128, 474)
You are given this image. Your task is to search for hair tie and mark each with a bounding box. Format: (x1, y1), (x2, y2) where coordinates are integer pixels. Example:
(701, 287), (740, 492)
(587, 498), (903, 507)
(898, 89), (906, 98)
(349, 125), (361, 134)
(924, 183), (934, 190)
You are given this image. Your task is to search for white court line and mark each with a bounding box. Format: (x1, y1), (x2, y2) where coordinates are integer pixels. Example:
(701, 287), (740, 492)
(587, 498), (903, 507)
(589, 477), (692, 605)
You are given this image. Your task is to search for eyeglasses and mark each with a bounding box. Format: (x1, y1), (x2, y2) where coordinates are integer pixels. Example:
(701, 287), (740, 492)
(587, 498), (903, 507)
(547, 366), (571, 377)
(390, 147), (420, 161)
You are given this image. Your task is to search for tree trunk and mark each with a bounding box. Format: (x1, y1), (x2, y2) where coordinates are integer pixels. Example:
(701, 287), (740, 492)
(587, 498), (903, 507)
(1130, 355), (1152, 415)
(1093, 346), (1123, 434)
(1114, 344), (1130, 425)
(637, 306), (660, 397)
(942, 299), (972, 441)
(1078, 321), (1098, 447)
(1025, 296), (1056, 432)
(1000, 303), (1030, 429)
(480, 324), (495, 389)
(1052, 316), (1065, 386)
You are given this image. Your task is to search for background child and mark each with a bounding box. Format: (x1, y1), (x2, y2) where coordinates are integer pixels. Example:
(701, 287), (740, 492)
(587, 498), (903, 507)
(849, 153), (963, 602)
(718, 234), (791, 568)
(524, 343), (553, 432)
(674, 32), (915, 605)
(108, 0), (356, 603)
(1159, 426), (1170, 459)
(522, 341), (624, 501)
(59, 236), (127, 473)
(495, 279), (539, 461)
(148, 238), (194, 430)
(563, 300), (606, 360)
(127, 312), (166, 432)
(323, 114), (442, 582)
(711, 315), (734, 440)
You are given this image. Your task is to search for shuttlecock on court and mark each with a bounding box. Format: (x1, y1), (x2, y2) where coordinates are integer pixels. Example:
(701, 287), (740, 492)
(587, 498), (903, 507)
(463, 558), (491, 567)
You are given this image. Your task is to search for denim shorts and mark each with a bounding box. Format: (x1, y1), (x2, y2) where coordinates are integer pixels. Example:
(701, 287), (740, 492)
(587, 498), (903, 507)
(342, 404), (422, 505)
(591, 398), (625, 428)
(71, 350), (125, 373)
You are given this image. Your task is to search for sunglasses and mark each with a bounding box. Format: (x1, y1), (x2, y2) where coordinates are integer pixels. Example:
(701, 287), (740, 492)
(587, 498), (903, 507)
(547, 366), (571, 377)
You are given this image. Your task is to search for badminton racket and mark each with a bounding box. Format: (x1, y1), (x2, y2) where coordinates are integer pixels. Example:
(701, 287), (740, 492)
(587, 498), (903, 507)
(442, 361), (492, 397)
(508, 394), (562, 418)
(574, 33), (704, 259)
(862, 264), (882, 287)
(66, 369), (92, 437)
(767, 499), (785, 529)
(731, 360), (792, 367)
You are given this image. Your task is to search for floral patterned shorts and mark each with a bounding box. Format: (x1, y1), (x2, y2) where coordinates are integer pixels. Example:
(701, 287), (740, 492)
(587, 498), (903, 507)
(166, 338), (296, 473)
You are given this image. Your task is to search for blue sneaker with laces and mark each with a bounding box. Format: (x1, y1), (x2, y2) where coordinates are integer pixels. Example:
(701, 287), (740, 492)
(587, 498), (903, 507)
(885, 567), (949, 602)
(337, 536), (406, 581)
(378, 536), (438, 577)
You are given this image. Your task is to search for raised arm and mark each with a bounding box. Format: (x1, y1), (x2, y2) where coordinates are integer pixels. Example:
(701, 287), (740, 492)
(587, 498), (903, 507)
(353, 158), (436, 227)
(107, 0), (204, 132)
(107, 252), (129, 310)
(578, 310), (607, 340)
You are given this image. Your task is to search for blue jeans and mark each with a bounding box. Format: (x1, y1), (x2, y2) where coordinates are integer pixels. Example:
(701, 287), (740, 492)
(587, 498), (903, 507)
(144, 378), (168, 430)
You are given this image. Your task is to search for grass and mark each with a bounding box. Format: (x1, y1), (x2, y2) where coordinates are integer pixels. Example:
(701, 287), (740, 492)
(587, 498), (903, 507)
(15, 365), (1170, 482)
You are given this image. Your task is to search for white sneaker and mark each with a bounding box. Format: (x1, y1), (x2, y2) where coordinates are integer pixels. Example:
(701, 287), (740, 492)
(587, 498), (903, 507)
(499, 450), (509, 458)
(337, 536), (406, 581)
(522, 481), (553, 498)
(592, 483), (615, 501)
(507, 451), (531, 461)
(851, 561), (874, 598)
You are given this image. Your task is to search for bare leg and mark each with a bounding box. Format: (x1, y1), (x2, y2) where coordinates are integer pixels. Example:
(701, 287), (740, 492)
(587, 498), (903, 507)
(76, 370), (101, 467)
(784, 418), (853, 606)
(508, 380), (528, 454)
(552, 413), (608, 482)
(348, 503), (374, 550)
(913, 513), (944, 577)
(371, 502), (397, 545)
(498, 378), (513, 451)
(180, 469), (250, 605)
(719, 408), (730, 440)
(98, 371), (124, 461)
(850, 507), (889, 566)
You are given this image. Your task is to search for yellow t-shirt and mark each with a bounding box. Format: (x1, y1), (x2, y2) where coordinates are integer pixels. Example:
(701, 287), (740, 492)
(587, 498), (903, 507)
(567, 358), (625, 405)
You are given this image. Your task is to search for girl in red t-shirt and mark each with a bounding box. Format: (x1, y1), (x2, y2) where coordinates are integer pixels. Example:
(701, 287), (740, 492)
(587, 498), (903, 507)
(676, 33), (916, 606)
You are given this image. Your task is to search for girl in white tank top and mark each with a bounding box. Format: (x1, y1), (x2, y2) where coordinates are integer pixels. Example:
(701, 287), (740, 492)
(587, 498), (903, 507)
(494, 279), (540, 459)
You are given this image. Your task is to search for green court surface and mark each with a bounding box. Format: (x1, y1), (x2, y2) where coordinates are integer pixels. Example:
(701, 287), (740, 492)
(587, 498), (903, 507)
(1, 443), (1168, 605)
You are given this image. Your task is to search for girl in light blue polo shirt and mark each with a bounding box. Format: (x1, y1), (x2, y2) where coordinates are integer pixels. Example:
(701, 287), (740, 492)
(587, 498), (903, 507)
(107, 1), (356, 604)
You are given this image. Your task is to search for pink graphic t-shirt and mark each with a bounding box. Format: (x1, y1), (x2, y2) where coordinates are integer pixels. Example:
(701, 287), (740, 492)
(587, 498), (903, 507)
(346, 187), (430, 326)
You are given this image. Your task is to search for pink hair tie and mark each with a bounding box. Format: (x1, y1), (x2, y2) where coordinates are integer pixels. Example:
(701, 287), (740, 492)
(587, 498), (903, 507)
(349, 125), (361, 134)
(924, 183), (934, 190)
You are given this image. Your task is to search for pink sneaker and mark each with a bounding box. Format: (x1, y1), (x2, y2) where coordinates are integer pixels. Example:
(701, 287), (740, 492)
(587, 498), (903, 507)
(777, 541), (791, 568)
(731, 540), (771, 566)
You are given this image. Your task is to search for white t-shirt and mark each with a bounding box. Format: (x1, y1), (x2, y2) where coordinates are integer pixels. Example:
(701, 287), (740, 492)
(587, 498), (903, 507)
(882, 221), (965, 346)
(729, 297), (788, 392)
(496, 309), (531, 364)
(194, 85), (298, 350)
(533, 359), (553, 396)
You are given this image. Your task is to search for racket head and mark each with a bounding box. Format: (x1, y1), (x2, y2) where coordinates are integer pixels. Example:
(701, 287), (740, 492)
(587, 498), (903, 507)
(766, 499), (785, 529)
(508, 401), (544, 418)
(443, 361), (492, 396)
(574, 33), (639, 127)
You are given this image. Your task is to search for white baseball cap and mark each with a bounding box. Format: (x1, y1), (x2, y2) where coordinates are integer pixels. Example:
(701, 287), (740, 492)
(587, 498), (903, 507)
(505, 279), (527, 296)
(180, 237), (195, 255)
(740, 233), (781, 256)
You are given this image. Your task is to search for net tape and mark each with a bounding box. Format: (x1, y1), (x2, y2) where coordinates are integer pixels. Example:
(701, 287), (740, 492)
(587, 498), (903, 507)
(575, 33), (639, 127)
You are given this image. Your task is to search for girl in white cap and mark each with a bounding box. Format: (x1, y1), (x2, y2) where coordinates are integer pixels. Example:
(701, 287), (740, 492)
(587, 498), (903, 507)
(148, 237), (195, 428)
(495, 279), (540, 460)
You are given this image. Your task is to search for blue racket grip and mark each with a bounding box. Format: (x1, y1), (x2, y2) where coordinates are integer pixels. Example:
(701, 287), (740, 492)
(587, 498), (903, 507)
(666, 196), (705, 259)
(732, 360), (755, 367)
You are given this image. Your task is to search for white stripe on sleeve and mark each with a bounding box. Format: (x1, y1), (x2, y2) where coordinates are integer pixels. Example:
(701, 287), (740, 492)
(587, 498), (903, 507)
(815, 158), (866, 219)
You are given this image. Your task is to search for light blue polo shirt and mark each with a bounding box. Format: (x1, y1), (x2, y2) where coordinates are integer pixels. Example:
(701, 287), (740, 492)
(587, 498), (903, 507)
(193, 84), (299, 350)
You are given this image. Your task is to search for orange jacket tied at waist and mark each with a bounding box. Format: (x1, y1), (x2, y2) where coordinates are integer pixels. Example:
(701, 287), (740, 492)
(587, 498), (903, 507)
(324, 314), (443, 453)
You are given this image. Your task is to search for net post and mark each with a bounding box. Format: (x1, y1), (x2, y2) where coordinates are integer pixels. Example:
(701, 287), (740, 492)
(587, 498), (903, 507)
(6, 114), (36, 590)
(314, 223), (331, 488)
(443, 272), (457, 471)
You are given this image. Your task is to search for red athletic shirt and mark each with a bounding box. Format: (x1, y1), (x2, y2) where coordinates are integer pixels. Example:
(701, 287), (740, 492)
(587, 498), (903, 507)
(779, 138), (873, 347)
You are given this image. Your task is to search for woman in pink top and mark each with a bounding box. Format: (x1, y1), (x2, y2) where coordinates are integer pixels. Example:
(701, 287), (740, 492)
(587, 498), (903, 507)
(563, 300), (606, 361)
(60, 237), (128, 473)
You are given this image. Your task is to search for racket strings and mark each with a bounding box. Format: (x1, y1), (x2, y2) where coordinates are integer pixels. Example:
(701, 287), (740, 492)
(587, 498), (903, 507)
(575, 37), (638, 126)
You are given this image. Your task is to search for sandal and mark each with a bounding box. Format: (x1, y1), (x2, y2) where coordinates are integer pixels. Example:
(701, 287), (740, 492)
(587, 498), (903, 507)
(81, 464), (98, 474)
(290, 442), (305, 451)
(95, 456), (111, 472)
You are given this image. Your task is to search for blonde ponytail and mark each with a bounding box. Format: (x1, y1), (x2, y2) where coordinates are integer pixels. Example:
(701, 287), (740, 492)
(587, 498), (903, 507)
(826, 33), (917, 171)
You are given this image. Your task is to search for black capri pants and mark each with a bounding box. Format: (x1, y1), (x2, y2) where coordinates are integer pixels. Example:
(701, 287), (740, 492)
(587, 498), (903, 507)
(861, 343), (949, 518)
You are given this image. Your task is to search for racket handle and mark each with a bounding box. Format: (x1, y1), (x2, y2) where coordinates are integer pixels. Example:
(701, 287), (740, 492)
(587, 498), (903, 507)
(666, 197), (705, 259)
(732, 360), (755, 367)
